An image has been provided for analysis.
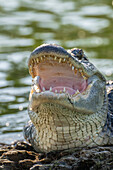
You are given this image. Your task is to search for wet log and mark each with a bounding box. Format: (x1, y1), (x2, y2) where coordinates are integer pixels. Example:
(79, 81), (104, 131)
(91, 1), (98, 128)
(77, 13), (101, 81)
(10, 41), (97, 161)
(0, 141), (113, 170)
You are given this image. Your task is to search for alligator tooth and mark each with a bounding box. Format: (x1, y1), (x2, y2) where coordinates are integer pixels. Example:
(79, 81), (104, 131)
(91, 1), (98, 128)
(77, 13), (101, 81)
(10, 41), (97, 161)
(83, 76), (87, 80)
(59, 58), (62, 63)
(63, 58), (66, 62)
(78, 69), (87, 79)
(50, 87), (52, 91)
(63, 87), (66, 92)
(79, 68), (82, 73)
(81, 72), (86, 79)
(73, 90), (80, 96)
(70, 63), (72, 67)
(60, 90), (62, 93)
(36, 58), (39, 63)
(54, 56), (57, 60)
(76, 90), (80, 94)
(80, 71), (84, 77)
(72, 66), (74, 70)
(75, 68), (77, 75)
(32, 59), (34, 64)
(72, 93), (76, 97)
(35, 58), (38, 63)
(43, 87), (45, 91)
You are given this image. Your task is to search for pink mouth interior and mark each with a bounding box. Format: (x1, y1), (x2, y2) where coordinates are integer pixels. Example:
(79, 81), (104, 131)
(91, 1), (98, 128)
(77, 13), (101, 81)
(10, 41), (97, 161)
(33, 59), (87, 95)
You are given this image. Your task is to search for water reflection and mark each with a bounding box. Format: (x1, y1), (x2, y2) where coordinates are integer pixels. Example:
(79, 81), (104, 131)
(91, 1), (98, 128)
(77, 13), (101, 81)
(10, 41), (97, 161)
(90, 58), (113, 78)
(0, 0), (113, 143)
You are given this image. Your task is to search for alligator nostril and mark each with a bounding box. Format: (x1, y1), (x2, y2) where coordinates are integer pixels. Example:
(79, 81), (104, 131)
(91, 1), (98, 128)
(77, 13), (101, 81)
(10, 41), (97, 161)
(71, 48), (84, 60)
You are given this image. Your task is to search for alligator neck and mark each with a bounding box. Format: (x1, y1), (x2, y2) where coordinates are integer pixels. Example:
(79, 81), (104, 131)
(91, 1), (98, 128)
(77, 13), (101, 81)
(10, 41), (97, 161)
(28, 91), (108, 152)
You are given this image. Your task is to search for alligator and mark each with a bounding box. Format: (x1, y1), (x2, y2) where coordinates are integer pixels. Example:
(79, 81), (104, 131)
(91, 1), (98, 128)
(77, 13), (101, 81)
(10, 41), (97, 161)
(24, 44), (113, 152)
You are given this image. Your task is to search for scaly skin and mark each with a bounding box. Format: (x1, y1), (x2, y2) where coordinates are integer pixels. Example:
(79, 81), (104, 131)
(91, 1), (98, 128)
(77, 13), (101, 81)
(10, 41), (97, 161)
(24, 44), (113, 152)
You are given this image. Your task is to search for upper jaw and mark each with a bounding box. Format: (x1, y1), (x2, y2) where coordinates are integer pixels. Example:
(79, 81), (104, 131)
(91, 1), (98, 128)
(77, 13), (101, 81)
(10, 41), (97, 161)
(28, 44), (71, 68)
(28, 44), (106, 80)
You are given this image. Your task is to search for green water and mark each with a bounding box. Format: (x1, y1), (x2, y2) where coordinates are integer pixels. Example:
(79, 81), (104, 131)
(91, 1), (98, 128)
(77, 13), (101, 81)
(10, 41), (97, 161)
(0, 0), (113, 143)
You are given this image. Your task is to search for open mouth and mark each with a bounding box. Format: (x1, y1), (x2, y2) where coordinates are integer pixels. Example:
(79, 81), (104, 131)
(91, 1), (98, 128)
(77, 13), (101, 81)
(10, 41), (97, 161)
(28, 44), (106, 114)
(29, 55), (88, 96)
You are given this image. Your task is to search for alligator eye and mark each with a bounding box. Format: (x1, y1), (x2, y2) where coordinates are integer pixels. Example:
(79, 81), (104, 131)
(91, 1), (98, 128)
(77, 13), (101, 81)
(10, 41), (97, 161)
(71, 48), (84, 60)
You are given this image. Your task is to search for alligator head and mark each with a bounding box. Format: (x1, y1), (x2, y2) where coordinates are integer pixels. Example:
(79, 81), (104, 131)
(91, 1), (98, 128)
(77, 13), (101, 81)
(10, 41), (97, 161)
(27, 44), (108, 152)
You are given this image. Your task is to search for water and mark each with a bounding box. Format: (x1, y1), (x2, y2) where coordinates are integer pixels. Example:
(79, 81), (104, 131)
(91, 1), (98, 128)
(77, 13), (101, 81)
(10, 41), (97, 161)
(0, 0), (113, 144)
